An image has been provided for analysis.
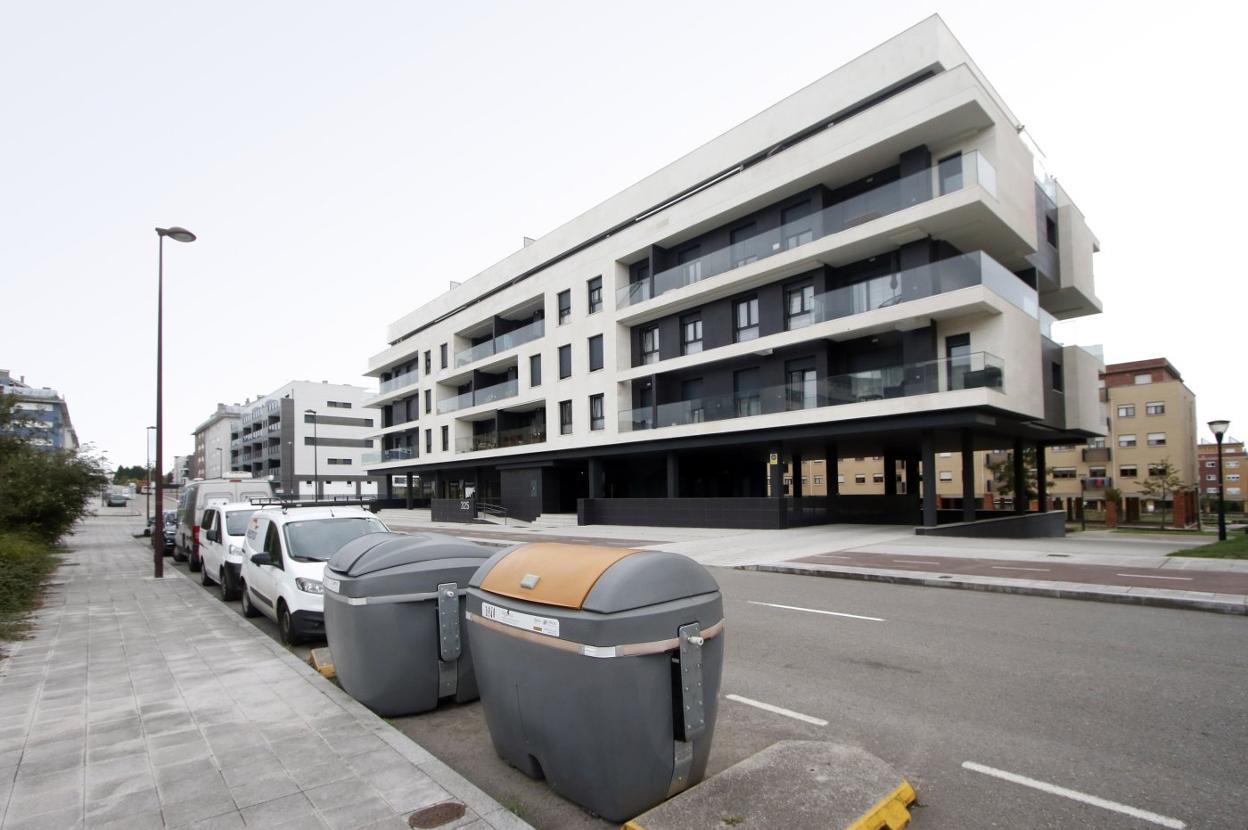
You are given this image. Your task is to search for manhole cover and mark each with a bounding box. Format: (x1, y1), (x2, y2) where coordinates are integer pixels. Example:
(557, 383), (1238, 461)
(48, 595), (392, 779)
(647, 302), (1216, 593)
(408, 801), (467, 828)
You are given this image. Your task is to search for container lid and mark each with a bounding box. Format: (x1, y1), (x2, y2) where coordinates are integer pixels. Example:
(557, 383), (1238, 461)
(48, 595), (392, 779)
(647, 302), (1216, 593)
(328, 532), (493, 577)
(477, 543), (719, 612)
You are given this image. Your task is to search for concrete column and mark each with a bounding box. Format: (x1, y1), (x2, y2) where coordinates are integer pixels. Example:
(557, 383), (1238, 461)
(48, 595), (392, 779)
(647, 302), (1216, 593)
(769, 447), (785, 498)
(1036, 444), (1048, 512)
(825, 442), (839, 496)
(883, 451), (898, 496)
(904, 456), (920, 499)
(665, 452), (680, 498)
(1013, 438), (1027, 513)
(405, 473), (413, 509)
(921, 432), (937, 527)
(791, 451), (803, 497)
(961, 429), (976, 523)
(588, 458), (603, 499)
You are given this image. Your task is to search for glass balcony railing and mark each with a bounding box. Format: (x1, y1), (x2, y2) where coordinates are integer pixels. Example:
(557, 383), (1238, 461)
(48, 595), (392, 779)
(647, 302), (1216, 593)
(436, 379), (520, 415)
(617, 151), (998, 309)
(620, 352), (1004, 432)
(361, 447), (418, 465)
(454, 319), (545, 368)
(376, 373), (419, 396)
(455, 424), (547, 454)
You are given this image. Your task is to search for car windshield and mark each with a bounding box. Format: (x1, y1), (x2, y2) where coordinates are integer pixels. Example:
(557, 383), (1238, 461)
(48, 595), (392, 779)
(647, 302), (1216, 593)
(224, 511), (253, 536)
(282, 517), (386, 561)
(164, 511), (177, 523)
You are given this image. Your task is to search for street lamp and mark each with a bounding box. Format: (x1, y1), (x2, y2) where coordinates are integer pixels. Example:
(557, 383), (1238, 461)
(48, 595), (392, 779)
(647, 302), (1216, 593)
(1208, 419), (1231, 542)
(153, 226), (196, 578)
(145, 425), (155, 527)
(305, 409), (319, 501)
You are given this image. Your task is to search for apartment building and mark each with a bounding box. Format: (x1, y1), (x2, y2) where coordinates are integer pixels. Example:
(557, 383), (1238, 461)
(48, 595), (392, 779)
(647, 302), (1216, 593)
(222, 381), (379, 499)
(0, 369), (78, 452)
(362, 16), (1104, 532)
(191, 403), (245, 480)
(1198, 438), (1245, 511)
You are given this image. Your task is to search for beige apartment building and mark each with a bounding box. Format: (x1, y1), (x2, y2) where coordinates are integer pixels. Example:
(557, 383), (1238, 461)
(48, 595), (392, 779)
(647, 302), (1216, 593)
(780, 358), (1195, 518)
(1198, 439), (1246, 511)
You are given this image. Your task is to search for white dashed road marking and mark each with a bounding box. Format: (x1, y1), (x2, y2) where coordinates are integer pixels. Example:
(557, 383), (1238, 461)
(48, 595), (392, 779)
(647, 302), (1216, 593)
(1114, 573), (1193, 581)
(726, 694), (829, 727)
(990, 566), (1051, 572)
(747, 600), (885, 622)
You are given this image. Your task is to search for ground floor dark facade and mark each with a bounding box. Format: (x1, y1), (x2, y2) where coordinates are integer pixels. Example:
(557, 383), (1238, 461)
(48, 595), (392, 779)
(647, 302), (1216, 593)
(379, 407), (1095, 535)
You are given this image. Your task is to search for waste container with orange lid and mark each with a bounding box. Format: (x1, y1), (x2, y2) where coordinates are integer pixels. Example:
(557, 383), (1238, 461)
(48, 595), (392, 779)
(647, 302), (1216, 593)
(465, 541), (724, 822)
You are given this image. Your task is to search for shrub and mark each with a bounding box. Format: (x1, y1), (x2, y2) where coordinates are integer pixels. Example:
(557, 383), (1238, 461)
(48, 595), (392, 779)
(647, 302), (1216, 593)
(0, 531), (60, 640)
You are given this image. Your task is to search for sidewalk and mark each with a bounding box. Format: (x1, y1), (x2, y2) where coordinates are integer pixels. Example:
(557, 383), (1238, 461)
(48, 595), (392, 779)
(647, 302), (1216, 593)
(0, 513), (531, 830)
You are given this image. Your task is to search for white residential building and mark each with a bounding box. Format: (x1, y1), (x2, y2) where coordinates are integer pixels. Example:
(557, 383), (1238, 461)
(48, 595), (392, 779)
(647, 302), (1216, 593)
(362, 16), (1103, 533)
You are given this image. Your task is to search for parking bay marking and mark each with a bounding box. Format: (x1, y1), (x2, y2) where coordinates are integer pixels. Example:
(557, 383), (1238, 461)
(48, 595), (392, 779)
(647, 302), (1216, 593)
(1114, 573), (1193, 581)
(962, 761), (1186, 829)
(746, 600), (885, 622)
(725, 694), (829, 727)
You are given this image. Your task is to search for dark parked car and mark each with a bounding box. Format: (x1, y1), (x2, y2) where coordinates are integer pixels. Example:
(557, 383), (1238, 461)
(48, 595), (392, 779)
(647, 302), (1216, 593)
(162, 511), (177, 552)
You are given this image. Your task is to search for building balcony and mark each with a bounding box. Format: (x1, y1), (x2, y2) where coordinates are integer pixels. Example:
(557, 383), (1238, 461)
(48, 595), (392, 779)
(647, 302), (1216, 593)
(361, 447), (418, 466)
(1083, 447), (1111, 463)
(455, 424), (547, 454)
(617, 151), (997, 310)
(621, 352), (1004, 432)
(455, 318), (544, 369)
(367, 372), (420, 405)
(1084, 476), (1113, 490)
(437, 379), (519, 415)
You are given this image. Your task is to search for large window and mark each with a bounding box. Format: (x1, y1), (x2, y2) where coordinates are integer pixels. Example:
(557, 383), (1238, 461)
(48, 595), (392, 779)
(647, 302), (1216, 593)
(946, 333), (971, 390)
(676, 244), (702, 283)
(589, 394), (604, 431)
(529, 354), (541, 387)
(558, 344), (572, 379)
(587, 276), (603, 314)
(559, 400), (572, 435)
(680, 378), (704, 423)
(786, 363), (816, 410)
(938, 152), (963, 194)
(781, 201), (814, 249)
(730, 223), (758, 267)
(641, 325), (660, 364)
(734, 297), (759, 342)
(1117, 404), (1135, 418)
(588, 335), (604, 372)
(440, 344), (447, 370)
(1147, 432), (1167, 447)
(681, 314), (702, 355)
(733, 368), (761, 417)
(1145, 401), (1165, 416)
(558, 290), (572, 325)
(1119, 465), (1138, 478)
(1118, 434), (1137, 448)
(785, 283), (815, 330)
(1053, 468), (1078, 479)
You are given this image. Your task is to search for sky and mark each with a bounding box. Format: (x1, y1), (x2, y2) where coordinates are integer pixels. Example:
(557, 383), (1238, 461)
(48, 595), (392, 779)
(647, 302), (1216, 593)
(2, 0), (1245, 472)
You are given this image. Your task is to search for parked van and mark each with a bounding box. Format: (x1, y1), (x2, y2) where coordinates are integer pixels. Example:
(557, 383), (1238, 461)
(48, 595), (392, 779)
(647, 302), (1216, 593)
(199, 501), (270, 600)
(175, 474), (274, 571)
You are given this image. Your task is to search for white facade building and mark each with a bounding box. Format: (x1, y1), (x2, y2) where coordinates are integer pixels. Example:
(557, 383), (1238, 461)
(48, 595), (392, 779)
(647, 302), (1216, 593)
(192, 403), (244, 480)
(362, 16), (1103, 532)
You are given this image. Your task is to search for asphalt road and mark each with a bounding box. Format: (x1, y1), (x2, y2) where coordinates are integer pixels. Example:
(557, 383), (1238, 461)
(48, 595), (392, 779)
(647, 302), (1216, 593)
(149, 507), (1248, 829)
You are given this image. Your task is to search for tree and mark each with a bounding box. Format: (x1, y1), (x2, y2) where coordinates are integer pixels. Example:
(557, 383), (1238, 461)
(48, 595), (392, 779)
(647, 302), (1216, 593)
(986, 447), (1056, 507)
(1139, 459), (1185, 529)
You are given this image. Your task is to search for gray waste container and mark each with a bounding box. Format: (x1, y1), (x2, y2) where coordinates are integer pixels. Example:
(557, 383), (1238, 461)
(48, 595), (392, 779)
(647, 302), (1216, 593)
(466, 542), (724, 823)
(323, 531), (494, 717)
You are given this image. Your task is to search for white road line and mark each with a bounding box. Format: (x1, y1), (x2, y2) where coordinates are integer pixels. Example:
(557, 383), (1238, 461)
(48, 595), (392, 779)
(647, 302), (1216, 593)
(962, 761), (1186, 829)
(746, 600), (885, 622)
(892, 559), (940, 565)
(817, 554), (853, 560)
(726, 694), (828, 727)
(1114, 573), (1194, 581)
(990, 565), (1051, 572)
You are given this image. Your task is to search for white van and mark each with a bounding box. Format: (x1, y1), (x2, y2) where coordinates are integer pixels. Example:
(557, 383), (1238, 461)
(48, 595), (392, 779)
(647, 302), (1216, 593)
(198, 501), (270, 600)
(175, 474), (275, 571)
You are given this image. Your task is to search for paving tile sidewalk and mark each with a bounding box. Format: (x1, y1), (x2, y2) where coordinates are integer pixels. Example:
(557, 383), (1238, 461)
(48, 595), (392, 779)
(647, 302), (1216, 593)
(0, 513), (532, 830)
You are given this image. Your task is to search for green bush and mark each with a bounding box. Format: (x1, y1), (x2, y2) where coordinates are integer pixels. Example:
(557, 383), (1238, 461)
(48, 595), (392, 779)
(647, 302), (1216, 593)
(0, 531), (59, 640)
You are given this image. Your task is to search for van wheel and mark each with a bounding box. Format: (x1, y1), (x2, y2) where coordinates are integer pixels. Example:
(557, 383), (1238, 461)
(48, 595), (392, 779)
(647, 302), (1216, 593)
(240, 582), (260, 618)
(278, 602), (301, 646)
(172, 544), (187, 563)
(188, 550), (202, 573)
(220, 569), (239, 602)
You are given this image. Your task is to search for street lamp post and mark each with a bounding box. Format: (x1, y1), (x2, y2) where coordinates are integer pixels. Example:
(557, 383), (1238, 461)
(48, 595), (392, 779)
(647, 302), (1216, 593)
(1208, 419), (1230, 542)
(153, 226), (196, 578)
(145, 425), (155, 527)
(305, 409), (319, 501)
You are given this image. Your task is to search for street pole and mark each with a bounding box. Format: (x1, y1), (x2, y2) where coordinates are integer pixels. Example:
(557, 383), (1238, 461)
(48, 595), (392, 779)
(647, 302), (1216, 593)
(1208, 420), (1230, 542)
(153, 226), (196, 578)
(305, 409), (319, 501)
(145, 425), (154, 526)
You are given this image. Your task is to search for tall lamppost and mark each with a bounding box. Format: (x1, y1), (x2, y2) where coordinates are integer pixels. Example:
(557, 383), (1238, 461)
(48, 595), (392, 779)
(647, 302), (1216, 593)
(305, 408), (319, 501)
(145, 425), (155, 526)
(153, 226), (196, 577)
(1208, 419), (1230, 542)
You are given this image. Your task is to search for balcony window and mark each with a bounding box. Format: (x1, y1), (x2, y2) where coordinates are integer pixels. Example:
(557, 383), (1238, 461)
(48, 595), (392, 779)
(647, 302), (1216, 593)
(530, 354), (541, 387)
(734, 297), (759, 342)
(590, 394), (604, 431)
(1089, 467), (1107, 478)
(730, 223), (758, 267)
(558, 344), (572, 379)
(1089, 437), (1106, 448)
(558, 290), (571, 325)
(680, 379), (704, 423)
(1118, 434), (1137, 448)
(681, 314), (703, 355)
(1145, 401), (1165, 415)
(946, 333), (971, 390)
(641, 326), (660, 365)
(733, 368), (761, 417)
(676, 244), (702, 283)
(785, 283), (814, 330)
(1147, 432), (1167, 447)
(559, 400), (572, 435)
(1117, 404), (1135, 418)
(781, 201), (814, 250)
(938, 153), (963, 195)
(1053, 468), (1078, 479)
(786, 366), (816, 411)
(1120, 465), (1138, 478)
(588, 335), (604, 372)
(587, 276), (603, 314)
(1051, 361), (1064, 393)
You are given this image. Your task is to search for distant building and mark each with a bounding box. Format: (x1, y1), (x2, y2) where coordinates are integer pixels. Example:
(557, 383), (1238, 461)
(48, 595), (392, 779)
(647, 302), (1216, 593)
(191, 403), (245, 480)
(0, 369), (78, 451)
(172, 455), (191, 486)
(1198, 438), (1245, 510)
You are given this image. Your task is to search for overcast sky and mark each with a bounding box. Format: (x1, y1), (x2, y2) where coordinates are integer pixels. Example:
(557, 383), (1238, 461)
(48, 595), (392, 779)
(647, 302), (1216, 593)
(2, 0), (1244, 472)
